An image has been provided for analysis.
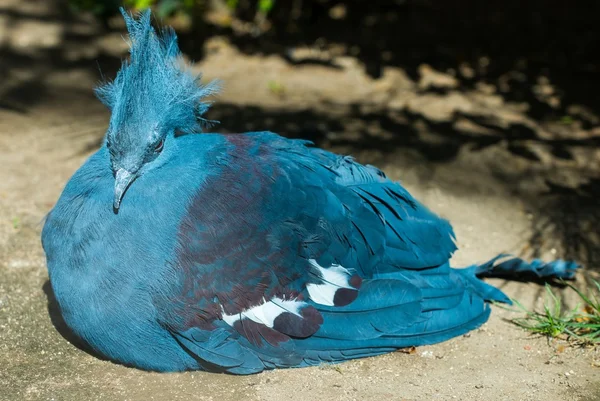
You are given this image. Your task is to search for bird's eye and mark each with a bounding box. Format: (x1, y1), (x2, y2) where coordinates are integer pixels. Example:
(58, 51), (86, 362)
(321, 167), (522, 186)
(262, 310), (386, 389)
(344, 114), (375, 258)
(154, 139), (164, 153)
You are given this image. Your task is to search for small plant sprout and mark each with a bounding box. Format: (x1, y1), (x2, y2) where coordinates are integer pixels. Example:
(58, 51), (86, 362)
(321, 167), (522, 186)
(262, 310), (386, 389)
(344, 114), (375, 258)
(500, 280), (600, 345)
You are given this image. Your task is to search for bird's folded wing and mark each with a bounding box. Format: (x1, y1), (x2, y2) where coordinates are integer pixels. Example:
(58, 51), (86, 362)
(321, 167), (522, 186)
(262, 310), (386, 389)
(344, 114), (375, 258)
(157, 132), (464, 372)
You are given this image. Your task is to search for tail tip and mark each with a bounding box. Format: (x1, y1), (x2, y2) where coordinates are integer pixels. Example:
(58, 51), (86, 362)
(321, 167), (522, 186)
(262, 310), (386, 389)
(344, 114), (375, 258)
(475, 255), (581, 280)
(531, 259), (580, 280)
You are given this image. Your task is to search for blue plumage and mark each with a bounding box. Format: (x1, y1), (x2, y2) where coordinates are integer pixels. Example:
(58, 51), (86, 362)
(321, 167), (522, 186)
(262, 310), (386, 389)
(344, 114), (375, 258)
(42, 9), (579, 374)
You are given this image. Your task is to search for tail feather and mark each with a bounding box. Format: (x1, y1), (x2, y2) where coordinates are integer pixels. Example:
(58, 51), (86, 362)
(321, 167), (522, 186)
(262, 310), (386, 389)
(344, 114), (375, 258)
(475, 254), (579, 280)
(457, 254), (581, 306)
(456, 266), (512, 304)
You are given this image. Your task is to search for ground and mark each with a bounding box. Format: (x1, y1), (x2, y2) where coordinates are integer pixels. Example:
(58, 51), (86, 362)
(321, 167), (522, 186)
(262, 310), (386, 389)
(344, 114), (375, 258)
(1, 1), (600, 400)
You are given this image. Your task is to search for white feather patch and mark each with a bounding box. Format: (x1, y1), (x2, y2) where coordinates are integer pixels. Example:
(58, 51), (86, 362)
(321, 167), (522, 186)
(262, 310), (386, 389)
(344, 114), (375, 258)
(221, 297), (305, 327)
(306, 259), (354, 306)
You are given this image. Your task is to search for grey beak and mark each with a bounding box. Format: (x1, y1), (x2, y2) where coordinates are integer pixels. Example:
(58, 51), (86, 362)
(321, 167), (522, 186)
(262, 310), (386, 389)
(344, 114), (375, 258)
(113, 168), (136, 211)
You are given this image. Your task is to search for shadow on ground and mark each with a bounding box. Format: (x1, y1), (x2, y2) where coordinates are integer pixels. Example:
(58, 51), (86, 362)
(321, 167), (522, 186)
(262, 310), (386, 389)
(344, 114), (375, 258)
(184, 0), (600, 123)
(0, 0), (121, 112)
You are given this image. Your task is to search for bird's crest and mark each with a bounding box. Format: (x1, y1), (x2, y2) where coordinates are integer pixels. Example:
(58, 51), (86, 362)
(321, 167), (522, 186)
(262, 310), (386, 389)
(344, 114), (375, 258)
(95, 8), (219, 135)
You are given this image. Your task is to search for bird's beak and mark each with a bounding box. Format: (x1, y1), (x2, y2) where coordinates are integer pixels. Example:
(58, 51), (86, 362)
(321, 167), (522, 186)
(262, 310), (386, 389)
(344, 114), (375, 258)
(113, 168), (136, 211)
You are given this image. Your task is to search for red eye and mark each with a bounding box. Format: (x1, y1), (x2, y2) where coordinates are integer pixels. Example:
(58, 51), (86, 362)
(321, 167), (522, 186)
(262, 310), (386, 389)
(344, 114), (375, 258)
(155, 139), (164, 153)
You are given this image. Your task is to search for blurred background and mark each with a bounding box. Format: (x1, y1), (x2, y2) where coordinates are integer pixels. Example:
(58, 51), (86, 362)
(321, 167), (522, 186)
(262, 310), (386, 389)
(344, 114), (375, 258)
(1, 0), (599, 271)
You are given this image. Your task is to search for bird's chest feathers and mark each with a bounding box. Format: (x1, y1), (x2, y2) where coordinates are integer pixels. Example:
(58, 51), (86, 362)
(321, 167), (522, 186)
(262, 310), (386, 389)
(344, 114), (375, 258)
(44, 172), (184, 346)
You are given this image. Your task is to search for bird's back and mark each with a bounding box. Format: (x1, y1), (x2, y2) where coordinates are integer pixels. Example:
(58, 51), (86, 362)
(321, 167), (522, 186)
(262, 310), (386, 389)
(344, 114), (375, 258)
(150, 131), (495, 373)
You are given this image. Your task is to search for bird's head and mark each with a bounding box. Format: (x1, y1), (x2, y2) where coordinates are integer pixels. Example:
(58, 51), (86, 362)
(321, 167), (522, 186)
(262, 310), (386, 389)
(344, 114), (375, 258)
(95, 8), (219, 212)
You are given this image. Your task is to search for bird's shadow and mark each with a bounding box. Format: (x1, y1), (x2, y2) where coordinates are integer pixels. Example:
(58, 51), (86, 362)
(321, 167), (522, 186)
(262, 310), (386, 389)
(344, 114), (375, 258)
(42, 280), (108, 361)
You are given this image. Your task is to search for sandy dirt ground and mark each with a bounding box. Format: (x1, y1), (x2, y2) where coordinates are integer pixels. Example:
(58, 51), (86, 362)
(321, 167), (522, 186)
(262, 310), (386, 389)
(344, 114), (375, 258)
(2, 1), (600, 400)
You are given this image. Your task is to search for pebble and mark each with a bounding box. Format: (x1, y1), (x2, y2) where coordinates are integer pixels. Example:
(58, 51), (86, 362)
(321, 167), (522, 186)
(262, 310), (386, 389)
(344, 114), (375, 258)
(420, 350), (434, 359)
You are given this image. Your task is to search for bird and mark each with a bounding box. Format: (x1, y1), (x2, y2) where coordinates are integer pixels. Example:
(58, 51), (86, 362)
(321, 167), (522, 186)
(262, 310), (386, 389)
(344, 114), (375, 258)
(41, 9), (578, 374)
